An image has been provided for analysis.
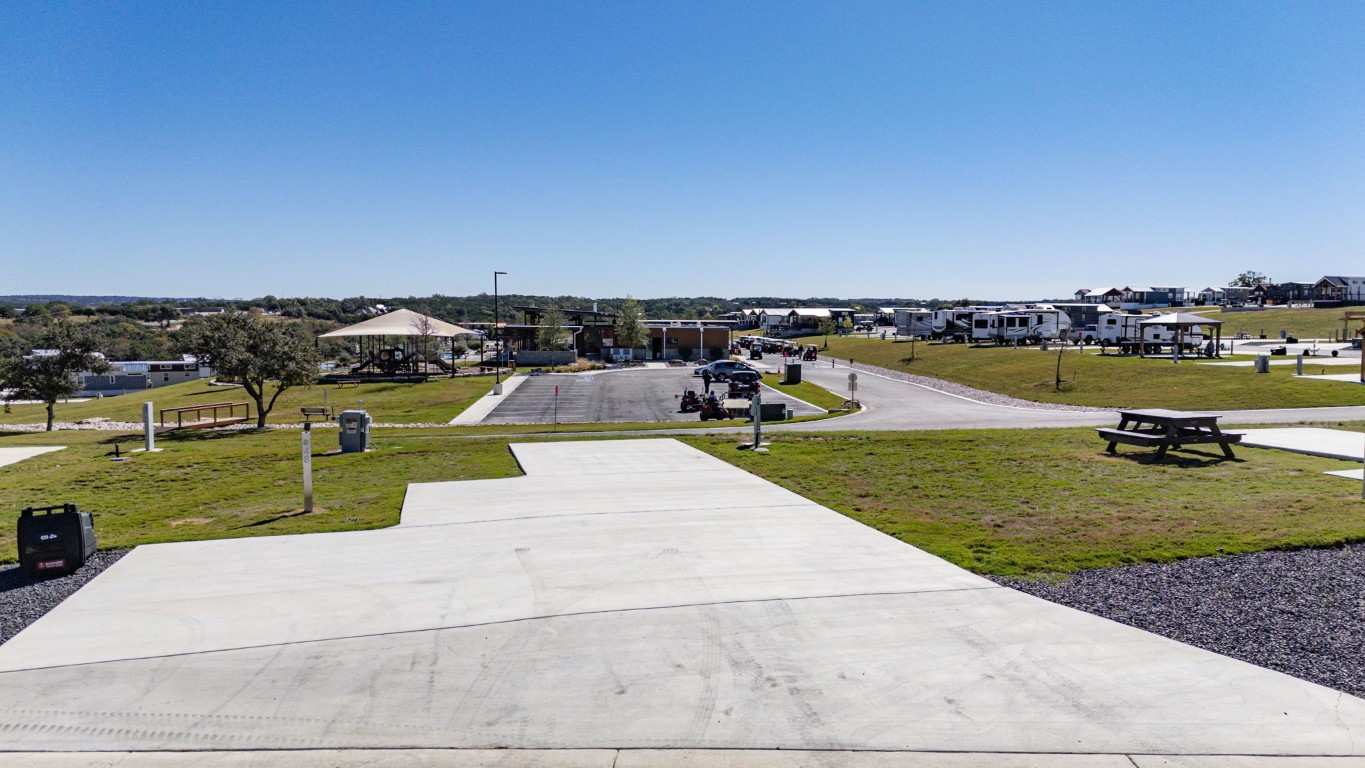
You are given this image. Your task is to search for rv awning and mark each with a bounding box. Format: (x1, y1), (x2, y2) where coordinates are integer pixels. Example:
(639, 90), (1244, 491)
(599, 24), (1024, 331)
(318, 308), (478, 338)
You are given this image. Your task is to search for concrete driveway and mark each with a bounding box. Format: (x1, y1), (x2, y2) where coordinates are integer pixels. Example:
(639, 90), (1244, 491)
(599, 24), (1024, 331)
(1, 439), (1360, 764)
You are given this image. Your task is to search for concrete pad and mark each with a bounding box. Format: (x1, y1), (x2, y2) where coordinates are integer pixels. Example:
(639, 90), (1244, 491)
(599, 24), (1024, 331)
(0, 446), (64, 468)
(1326, 468), (1363, 480)
(447, 373), (527, 425)
(0, 439), (1361, 758)
(1236, 428), (1365, 462)
(0, 751), (615, 767)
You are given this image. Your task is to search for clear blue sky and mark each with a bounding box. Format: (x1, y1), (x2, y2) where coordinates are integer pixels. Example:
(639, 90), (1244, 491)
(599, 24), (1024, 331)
(3, 1), (1362, 300)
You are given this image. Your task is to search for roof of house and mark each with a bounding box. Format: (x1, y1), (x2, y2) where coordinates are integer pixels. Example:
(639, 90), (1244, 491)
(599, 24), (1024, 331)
(318, 308), (477, 338)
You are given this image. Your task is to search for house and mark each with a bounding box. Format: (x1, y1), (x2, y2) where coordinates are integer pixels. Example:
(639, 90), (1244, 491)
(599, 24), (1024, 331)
(1198, 287), (1225, 305)
(1250, 281), (1315, 305)
(638, 321), (732, 362)
(1314, 276), (1365, 306)
(78, 357), (209, 397)
(1121, 286), (1188, 309)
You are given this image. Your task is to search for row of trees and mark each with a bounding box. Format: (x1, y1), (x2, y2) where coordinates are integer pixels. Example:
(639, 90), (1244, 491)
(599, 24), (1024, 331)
(2, 314), (321, 430)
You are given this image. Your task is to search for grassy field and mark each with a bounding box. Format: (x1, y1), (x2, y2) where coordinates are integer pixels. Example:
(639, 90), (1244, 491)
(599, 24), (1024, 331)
(815, 336), (1365, 410)
(764, 373), (848, 411)
(3, 426), (1362, 575)
(1189, 306), (1363, 340)
(0, 376), (498, 426)
(690, 430), (1365, 576)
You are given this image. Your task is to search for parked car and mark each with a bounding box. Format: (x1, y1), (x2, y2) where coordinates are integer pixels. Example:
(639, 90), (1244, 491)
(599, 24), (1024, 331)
(695, 360), (756, 382)
(727, 370), (762, 397)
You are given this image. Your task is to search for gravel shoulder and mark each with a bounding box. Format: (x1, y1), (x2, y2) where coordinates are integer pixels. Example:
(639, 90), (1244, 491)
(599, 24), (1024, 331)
(992, 544), (1365, 699)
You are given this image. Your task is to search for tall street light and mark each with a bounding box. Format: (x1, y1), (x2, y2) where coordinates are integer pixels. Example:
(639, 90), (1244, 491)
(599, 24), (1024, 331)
(493, 271), (507, 395)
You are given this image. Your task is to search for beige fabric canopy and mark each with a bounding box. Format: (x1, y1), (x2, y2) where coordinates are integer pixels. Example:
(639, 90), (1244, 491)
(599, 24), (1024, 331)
(318, 308), (477, 338)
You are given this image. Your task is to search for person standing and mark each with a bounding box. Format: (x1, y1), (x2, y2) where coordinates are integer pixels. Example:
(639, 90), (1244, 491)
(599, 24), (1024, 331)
(701, 368), (713, 393)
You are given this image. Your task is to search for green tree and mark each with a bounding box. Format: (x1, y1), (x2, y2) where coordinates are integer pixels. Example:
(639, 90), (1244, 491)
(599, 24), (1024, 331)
(0, 320), (109, 431)
(818, 317), (836, 349)
(176, 313), (321, 428)
(536, 308), (569, 350)
(615, 296), (646, 352)
(1232, 271), (1268, 287)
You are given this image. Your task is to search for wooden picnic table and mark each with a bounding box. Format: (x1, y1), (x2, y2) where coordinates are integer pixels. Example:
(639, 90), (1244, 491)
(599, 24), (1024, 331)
(1097, 408), (1241, 459)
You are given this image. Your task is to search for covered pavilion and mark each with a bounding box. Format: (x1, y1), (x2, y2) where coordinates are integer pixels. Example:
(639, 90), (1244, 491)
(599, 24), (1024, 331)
(318, 308), (479, 377)
(1138, 312), (1222, 358)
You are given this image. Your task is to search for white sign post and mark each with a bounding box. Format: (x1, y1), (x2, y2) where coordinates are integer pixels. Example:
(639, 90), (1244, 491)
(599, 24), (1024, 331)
(302, 423), (314, 513)
(142, 401), (155, 452)
(848, 371), (858, 401)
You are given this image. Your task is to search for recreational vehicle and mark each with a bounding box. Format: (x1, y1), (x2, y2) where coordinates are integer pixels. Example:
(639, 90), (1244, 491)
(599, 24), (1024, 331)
(1098, 313), (1205, 351)
(932, 306), (999, 342)
(893, 308), (934, 338)
(969, 308), (1072, 344)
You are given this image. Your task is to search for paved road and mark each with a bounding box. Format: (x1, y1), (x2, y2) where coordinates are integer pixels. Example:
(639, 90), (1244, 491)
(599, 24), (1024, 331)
(480, 368), (823, 425)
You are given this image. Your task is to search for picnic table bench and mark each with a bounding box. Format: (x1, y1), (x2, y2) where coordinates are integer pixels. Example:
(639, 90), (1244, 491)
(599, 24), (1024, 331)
(332, 378), (361, 388)
(1098, 408), (1241, 460)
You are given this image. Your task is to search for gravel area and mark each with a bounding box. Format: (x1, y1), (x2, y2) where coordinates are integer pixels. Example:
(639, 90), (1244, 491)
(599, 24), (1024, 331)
(0, 549), (129, 645)
(991, 544), (1365, 698)
(838, 358), (1109, 412)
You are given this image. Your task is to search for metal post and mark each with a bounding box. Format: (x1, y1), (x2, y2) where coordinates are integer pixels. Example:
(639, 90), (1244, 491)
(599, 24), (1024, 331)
(302, 422), (314, 513)
(142, 401), (155, 452)
(750, 389), (766, 452)
(493, 270), (507, 395)
(1296, 353), (1303, 376)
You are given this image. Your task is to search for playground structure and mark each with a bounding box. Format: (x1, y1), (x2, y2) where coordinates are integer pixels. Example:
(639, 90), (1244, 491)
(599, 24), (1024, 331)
(317, 308), (479, 381)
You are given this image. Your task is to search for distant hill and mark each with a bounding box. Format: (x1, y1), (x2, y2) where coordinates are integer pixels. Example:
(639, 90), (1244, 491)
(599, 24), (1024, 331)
(0, 295), (190, 307)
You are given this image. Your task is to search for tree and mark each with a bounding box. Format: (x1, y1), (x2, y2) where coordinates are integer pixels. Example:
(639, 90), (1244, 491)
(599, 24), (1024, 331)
(615, 296), (646, 352)
(536, 308), (569, 350)
(176, 313), (321, 429)
(818, 317), (836, 349)
(1231, 271), (1268, 287)
(0, 320), (109, 431)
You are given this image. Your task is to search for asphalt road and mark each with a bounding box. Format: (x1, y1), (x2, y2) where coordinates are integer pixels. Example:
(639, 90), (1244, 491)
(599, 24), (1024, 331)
(480, 368), (824, 425)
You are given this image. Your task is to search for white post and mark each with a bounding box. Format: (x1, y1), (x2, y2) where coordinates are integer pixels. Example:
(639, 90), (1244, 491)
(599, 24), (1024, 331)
(302, 423), (314, 513)
(142, 401), (155, 452)
(750, 389), (766, 452)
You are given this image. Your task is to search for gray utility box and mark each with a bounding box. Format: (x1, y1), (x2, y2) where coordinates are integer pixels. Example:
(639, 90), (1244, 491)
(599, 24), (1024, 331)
(758, 402), (790, 422)
(18, 503), (97, 578)
(783, 362), (802, 385)
(338, 410), (371, 453)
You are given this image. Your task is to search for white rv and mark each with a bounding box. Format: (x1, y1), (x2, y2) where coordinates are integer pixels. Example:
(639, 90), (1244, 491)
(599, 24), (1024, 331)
(1098, 313), (1205, 349)
(970, 308), (1073, 344)
(893, 308), (934, 338)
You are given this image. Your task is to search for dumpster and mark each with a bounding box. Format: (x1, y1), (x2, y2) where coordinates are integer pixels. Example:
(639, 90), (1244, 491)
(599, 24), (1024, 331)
(18, 504), (96, 578)
(783, 362), (802, 385)
(338, 409), (371, 453)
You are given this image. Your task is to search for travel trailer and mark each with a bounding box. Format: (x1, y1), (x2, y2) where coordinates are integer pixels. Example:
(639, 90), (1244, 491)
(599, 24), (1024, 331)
(932, 306), (999, 342)
(893, 308), (934, 338)
(969, 308), (1073, 344)
(1097, 312), (1205, 350)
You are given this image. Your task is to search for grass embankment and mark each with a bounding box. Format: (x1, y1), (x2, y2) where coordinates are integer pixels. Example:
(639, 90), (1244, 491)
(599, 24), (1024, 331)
(690, 430), (1365, 576)
(817, 336), (1365, 410)
(3, 427), (1361, 575)
(1190, 306), (1362, 340)
(763, 373), (848, 411)
(0, 376), (496, 426)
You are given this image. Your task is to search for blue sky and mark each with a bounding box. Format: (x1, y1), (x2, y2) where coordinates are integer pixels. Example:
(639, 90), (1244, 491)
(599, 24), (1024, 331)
(3, 1), (1362, 300)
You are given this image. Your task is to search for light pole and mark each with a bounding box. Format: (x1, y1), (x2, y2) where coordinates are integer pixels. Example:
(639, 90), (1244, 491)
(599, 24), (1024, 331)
(493, 271), (507, 395)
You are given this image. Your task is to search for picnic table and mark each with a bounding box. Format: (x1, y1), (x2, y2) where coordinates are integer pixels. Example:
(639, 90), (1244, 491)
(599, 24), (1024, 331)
(1097, 408), (1241, 460)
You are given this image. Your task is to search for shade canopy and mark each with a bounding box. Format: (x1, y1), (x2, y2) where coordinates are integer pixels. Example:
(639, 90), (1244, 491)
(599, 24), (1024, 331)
(1138, 312), (1222, 326)
(318, 308), (478, 339)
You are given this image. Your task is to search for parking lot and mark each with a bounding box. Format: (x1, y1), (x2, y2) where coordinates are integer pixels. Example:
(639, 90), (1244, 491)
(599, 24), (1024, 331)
(479, 367), (826, 425)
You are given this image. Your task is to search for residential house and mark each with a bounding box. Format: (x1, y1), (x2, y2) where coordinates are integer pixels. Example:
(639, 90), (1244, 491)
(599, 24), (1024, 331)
(1314, 276), (1365, 306)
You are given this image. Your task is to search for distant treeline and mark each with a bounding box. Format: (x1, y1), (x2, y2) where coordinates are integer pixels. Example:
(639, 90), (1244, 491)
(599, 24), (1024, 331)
(0, 293), (1017, 325)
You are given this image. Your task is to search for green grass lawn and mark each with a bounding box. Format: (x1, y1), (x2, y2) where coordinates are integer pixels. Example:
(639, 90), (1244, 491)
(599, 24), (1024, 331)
(1189, 306), (1362, 340)
(0, 375), (498, 427)
(688, 430), (1365, 576)
(816, 336), (1365, 410)
(763, 372), (848, 411)
(4, 426), (1362, 575)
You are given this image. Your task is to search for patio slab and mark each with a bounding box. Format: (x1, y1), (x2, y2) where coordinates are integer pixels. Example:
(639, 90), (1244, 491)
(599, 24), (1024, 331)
(0, 438), (1360, 762)
(0, 446), (64, 468)
(1235, 428), (1365, 462)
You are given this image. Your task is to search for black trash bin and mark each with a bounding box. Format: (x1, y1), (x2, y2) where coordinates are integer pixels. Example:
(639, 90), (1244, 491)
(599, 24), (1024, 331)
(18, 504), (97, 578)
(783, 362), (802, 384)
